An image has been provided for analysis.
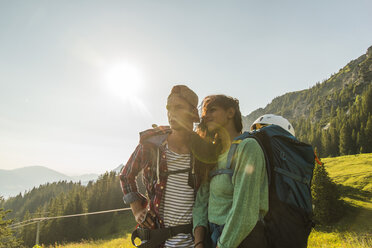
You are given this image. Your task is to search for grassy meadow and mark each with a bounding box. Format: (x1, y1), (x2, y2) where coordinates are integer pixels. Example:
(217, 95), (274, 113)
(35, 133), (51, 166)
(37, 154), (372, 248)
(307, 153), (372, 248)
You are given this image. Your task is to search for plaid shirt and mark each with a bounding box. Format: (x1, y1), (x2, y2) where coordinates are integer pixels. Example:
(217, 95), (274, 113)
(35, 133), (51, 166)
(119, 126), (200, 228)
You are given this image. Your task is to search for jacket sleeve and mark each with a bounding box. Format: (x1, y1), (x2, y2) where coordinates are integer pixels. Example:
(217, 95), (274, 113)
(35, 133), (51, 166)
(193, 181), (210, 232)
(218, 139), (269, 248)
(119, 144), (148, 205)
(190, 132), (219, 165)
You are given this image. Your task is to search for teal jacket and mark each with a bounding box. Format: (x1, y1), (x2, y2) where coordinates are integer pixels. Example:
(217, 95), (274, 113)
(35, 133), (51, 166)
(193, 138), (269, 248)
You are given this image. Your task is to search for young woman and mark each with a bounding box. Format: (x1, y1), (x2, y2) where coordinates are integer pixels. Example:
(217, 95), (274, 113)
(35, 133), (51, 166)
(193, 95), (269, 248)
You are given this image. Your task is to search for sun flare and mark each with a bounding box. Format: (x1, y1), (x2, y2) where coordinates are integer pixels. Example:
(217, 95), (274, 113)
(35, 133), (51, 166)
(104, 62), (143, 100)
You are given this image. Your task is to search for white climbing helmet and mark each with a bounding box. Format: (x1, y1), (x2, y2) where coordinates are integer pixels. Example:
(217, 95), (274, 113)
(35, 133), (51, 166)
(250, 114), (295, 136)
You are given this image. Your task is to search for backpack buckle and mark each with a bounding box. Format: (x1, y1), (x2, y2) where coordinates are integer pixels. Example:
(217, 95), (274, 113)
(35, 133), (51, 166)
(280, 151), (286, 161)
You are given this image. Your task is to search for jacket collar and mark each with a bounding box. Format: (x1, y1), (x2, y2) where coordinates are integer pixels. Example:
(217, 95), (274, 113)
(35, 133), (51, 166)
(139, 126), (171, 147)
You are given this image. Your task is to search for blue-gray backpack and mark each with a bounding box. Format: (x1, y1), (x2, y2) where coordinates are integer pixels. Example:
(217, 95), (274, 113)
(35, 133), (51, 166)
(209, 124), (315, 248)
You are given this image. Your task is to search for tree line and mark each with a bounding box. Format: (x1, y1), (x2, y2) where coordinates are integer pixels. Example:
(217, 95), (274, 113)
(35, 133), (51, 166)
(1, 171), (135, 247)
(294, 83), (372, 157)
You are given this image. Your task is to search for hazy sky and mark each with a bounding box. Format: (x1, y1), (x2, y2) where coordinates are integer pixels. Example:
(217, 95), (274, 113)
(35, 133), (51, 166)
(1, 0), (371, 175)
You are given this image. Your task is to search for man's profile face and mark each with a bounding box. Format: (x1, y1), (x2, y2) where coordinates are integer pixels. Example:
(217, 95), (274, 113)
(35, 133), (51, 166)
(166, 95), (195, 131)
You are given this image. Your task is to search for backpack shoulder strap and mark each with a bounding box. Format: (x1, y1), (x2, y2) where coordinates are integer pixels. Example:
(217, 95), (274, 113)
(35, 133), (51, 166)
(208, 129), (276, 180)
(208, 132), (273, 183)
(226, 140), (242, 169)
(208, 133), (250, 179)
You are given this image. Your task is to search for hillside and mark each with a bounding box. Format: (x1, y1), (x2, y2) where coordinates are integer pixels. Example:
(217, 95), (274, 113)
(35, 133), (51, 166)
(322, 153), (372, 232)
(0, 166), (98, 198)
(242, 45), (372, 158)
(243, 45), (372, 129)
(1, 171), (125, 247)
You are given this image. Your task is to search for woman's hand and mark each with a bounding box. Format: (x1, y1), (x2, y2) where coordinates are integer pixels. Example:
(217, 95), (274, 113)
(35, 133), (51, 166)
(194, 240), (204, 248)
(194, 226), (206, 248)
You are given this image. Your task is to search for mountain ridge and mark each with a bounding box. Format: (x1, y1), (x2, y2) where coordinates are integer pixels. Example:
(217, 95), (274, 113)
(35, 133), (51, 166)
(0, 165), (99, 198)
(242, 45), (372, 158)
(242, 46), (371, 130)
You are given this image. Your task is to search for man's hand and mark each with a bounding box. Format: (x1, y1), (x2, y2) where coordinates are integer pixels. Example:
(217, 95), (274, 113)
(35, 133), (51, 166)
(130, 200), (156, 229)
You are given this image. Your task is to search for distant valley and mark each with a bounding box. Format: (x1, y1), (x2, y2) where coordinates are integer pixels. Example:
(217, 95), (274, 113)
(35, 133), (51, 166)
(0, 166), (99, 198)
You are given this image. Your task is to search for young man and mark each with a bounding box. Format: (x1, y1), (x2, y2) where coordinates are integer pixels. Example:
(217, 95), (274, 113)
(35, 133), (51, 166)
(120, 85), (212, 248)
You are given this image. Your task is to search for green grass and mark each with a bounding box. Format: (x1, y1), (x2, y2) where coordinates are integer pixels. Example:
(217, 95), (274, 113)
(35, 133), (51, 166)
(308, 230), (371, 248)
(307, 153), (372, 247)
(42, 153), (372, 248)
(47, 234), (133, 248)
(323, 153), (372, 192)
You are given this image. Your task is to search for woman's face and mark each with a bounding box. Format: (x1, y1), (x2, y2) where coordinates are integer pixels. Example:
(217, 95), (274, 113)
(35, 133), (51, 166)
(202, 104), (230, 133)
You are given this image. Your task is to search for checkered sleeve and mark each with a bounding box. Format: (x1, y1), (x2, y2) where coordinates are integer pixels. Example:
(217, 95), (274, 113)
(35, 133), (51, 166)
(119, 144), (147, 205)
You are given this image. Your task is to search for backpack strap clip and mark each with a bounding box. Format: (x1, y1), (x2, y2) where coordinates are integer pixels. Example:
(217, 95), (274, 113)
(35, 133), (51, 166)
(131, 224), (192, 248)
(208, 169), (234, 178)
